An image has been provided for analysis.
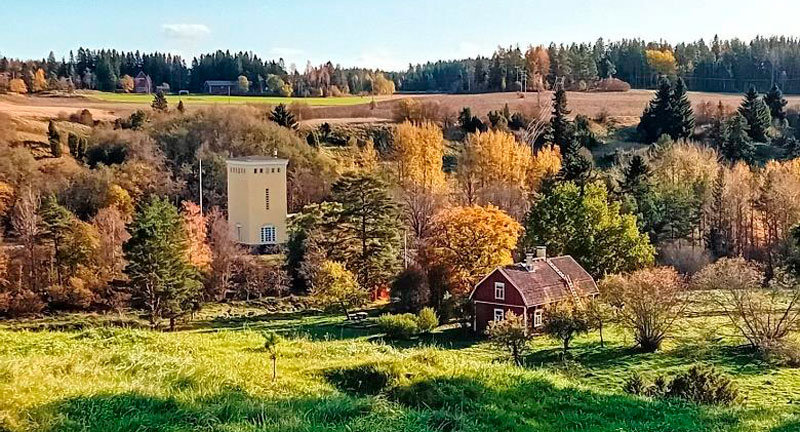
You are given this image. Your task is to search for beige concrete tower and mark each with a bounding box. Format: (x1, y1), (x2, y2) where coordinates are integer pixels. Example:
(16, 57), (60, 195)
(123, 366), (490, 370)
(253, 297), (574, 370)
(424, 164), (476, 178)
(226, 156), (289, 245)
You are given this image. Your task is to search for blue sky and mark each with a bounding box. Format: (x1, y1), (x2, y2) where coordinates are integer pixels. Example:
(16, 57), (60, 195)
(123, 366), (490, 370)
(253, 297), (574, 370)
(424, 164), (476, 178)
(2, 0), (799, 71)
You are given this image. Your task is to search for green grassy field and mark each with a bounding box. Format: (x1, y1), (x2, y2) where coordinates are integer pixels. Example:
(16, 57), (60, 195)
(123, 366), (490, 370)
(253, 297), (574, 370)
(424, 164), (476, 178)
(1, 303), (798, 432)
(85, 92), (380, 106)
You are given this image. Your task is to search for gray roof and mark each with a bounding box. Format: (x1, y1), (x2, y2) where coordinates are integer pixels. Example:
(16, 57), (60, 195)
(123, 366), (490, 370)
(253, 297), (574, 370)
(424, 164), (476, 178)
(227, 156), (289, 163)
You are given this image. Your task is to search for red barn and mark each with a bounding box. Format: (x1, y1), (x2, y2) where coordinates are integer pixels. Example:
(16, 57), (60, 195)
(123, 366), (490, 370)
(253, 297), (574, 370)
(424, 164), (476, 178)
(469, 247), (599, 334)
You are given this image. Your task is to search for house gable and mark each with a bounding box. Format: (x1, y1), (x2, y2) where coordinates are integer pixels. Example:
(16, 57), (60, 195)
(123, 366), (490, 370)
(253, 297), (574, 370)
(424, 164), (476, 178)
(469, 268), (527, 306)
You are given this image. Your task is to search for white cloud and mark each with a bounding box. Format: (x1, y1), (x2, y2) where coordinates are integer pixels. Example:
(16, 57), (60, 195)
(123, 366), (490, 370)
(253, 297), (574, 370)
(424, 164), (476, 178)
(352, 49), (408, 72)
(162, 24), (210, 40)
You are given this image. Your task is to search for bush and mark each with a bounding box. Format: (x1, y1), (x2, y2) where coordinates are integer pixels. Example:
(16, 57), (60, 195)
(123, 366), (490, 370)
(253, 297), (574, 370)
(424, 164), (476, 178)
(594, 77), (631, 92)
(377, 313), (419, 339)
(624, 365), (738, 405)
(416, 307), (439, 333)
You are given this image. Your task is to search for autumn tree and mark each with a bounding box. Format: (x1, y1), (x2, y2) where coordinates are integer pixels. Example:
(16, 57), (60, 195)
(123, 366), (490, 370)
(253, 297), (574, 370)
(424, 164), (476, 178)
(738, 86), (771, 142)
(487, 311), (530, 365)
(310, 260), (367, 318)
(11, 187), (42, 293)
(645, 49), (677, 76)
(371, 73), (395, 95)
(430, 205), (522, 292)
(119, 75), (135, 93)
(237, 75), (250, 93)
(601, 267), (687, 352)
(91, 206), (131, 307)
(124, 196), (201, 329)
(32, 68), (48, 93)
(525, 181), (654, 278)
(181, 201), (211, 270)
(9, 78), (27, 94)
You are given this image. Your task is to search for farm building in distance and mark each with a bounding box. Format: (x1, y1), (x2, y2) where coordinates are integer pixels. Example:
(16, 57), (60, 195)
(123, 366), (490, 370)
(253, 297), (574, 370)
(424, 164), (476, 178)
(225, 154), (289, 248)
(469, 247), (599, 333)
(133, 71), (152, 93)
(204, 80), (239, 95)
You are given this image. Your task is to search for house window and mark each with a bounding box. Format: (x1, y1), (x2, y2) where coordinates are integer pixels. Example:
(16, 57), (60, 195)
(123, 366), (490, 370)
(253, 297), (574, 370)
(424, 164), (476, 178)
(235, 224), (242, 241)
(259, 168), (264, 173)
(494, 282), (505, 300)
(271, 168), (275, 173)
(493, 308), (505, 322)
(265, 188), (270, 210)
(260, 225), (276, 244)
(253, 169), (257, 174)
(534, 309), (543, 327)
(277, 168), (281, 173)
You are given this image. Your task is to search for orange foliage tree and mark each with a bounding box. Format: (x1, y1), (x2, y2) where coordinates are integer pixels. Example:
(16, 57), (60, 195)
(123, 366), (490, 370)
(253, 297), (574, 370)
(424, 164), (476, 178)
(429, 205), (521, 292)
(181, 201), (211, 270)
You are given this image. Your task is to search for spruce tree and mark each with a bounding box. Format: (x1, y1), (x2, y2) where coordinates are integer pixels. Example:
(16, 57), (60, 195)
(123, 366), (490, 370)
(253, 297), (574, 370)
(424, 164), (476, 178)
(269, 103), (298, 129)
(67, 133), (78, 157)
(550, 87), (572, 151)
(48, 120), (61, 157)
(151, 90), (168, 112)
(177, 100), (185, 114)
(669, 77), (695, 140)
(124, 196), (201, 330)
(720, 113), (754, 163)
(764, 84), (788, 122)
(738, 86), (771, 142)
(637, 77), (673, 143)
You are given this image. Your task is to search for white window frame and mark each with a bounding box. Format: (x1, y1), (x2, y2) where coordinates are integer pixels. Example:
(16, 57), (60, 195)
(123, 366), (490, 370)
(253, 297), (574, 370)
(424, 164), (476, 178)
(493, 308), (505, 322)
(494, 282), (505, 300)
(533, 309), (543, 327)
(260, 225), (276, 244)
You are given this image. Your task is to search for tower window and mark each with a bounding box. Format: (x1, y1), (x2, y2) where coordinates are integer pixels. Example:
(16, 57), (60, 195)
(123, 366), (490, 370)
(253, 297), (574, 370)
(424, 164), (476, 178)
(260, 225), (276, 244)
(265, 188), (270, 210)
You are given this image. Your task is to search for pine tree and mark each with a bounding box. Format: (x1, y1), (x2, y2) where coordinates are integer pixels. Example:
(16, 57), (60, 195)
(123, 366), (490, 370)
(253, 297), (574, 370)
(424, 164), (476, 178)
(669, 77), (695, 139)
(764, 84), (788, 122)
(738, 86), (771, 142)
(151, 91), (168, 112)
(720, 113), (754, 163)
(330, 173), (401, 293)
(124, 196), (201, 330)
(269, 103), (297, 129)
(67, 133), (78, 157)
(94, 57), (117, 92)
(48, 120), (61, 157)
(637, 77), (673, 143)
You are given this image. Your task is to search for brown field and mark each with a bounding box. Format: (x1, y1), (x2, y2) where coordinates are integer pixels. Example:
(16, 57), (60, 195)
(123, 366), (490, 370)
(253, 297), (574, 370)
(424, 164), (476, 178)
(4, 90), (800, 130)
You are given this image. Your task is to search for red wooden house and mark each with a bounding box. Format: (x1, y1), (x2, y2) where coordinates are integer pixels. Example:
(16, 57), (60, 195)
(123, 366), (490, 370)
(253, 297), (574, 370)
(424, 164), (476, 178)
(469, 247), (599, 333)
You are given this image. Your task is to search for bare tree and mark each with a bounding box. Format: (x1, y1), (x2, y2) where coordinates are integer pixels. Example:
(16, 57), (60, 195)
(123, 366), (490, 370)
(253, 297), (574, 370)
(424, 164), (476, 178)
(207, 207), (242, 301)
(601, 267), (688, 352)
(521, 98), (553, 151)
(694, 258), (800, 353)
(11, 187), (42, 293)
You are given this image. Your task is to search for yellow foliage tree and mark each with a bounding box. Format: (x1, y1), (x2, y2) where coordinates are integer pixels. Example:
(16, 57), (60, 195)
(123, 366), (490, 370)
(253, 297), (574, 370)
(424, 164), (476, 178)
(310, 260), (368, 317)
(525, 45), (550, 90)
(9, 78), (27, 94)
(528, 145), (562, 191)
(393, 121), (446, 191)
(32, 69), (48, 93)
(0, 181), (14, 220)
(371, 73), (395, 95)
(645, 49), (677, 76)
(105, 184), (134, 220)
(119, 75), (135, 93)
(430, 205), (522, 291)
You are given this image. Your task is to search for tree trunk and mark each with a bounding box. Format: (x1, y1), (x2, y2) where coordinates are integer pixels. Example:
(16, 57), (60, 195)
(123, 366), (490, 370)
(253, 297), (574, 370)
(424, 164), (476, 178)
(169, 317), (175, 332)
(272, 356), (277, 380)
(599, 322), (605, 348)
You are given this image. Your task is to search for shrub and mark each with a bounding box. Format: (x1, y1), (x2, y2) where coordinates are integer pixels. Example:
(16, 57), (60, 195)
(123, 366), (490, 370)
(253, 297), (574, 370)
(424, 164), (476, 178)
(416, 307), (439, 333)
(594, 77), (631, 92)
(624, 365), (738, 405)
(391, 377), (484, 409)
(486, 311), (530, 365)
(377, 313), (419, 339)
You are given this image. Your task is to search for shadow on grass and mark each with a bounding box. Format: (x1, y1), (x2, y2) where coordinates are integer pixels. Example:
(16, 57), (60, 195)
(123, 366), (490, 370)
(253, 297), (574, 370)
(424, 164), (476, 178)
(771, 418), (800, 432)
(27, 372), (744, 431)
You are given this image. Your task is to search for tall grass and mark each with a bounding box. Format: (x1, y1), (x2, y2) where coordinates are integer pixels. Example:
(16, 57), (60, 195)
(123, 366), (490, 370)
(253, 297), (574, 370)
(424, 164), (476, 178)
(0, 311), (799, 431)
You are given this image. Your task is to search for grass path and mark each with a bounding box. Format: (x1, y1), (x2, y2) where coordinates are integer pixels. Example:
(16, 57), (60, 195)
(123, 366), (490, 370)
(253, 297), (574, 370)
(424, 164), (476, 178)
(0, 309), (799, 431)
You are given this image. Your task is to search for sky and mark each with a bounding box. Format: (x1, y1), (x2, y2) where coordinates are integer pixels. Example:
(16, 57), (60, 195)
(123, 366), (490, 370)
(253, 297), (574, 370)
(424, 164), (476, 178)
(2, 0), (799, 72)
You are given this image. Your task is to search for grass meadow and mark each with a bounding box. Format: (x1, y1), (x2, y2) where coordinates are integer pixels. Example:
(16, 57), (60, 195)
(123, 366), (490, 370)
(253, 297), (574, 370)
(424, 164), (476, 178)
(1, 302), (799, 432)
(84, 92), (381, 107)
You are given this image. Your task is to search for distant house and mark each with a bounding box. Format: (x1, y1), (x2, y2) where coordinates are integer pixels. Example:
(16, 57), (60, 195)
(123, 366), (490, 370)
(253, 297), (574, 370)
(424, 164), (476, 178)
(155, 83), (170, 94)
(133, 72), (152, 94)
(204, 80), (238, 95)
(469, 247), (599, 333)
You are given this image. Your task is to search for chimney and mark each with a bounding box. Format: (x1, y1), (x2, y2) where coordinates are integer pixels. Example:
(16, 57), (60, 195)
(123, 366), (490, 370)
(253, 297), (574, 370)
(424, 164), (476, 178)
(536, 246), (547, 259)
(273, 148), (278, 158)
(525, 252), (535, 272)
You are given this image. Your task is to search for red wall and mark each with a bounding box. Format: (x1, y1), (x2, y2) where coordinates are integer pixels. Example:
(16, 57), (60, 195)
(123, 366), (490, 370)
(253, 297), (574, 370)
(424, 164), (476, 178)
(472, 270), (528, 333)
